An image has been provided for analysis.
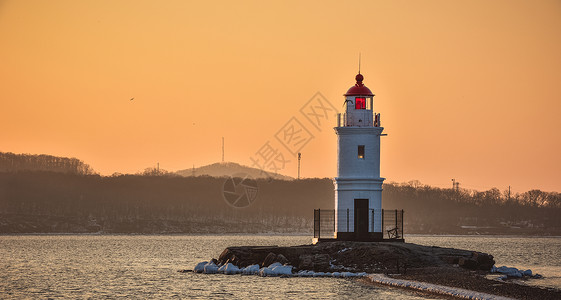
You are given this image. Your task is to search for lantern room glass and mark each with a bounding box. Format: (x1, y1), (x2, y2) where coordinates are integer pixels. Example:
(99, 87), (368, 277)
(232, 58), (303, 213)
(355, 97), (366, 109)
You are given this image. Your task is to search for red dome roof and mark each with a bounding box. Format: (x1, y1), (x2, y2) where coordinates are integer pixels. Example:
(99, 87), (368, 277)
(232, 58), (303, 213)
(344, 73), (374, 96)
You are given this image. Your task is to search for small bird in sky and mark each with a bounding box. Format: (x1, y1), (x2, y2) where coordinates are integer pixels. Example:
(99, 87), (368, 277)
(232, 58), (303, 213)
(130, 97), (134, 101)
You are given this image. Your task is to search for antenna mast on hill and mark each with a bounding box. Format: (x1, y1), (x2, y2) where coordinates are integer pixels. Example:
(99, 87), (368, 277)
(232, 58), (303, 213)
(222, 137), (225, 162)
(451, 178), (460, 191)
(298, 153), (301, 179)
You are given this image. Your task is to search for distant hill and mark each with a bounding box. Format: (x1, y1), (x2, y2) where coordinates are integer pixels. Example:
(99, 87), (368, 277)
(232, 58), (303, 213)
(175, 162), (294, 180)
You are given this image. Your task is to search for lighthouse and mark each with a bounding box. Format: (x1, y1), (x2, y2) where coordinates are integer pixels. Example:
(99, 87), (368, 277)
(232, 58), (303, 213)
(334, 72), (385, 241)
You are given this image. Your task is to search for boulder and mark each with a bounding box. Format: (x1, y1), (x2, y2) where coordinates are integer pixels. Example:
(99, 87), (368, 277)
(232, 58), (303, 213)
(276, 254), (289, 265)
(262, 252), (277, 267)
(457, 252), (494, 271)
(458, 257), (478, 270)
(298, 254), (314, 270)
(475, 252), (494, 271)
(218, 248), (231, 262)
(226, 254), (240, 267)
(440, 256), (459, 264)
(312, 254), (331, 271)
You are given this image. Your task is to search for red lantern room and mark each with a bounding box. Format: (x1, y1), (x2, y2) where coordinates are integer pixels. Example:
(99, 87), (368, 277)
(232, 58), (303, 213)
(338, 73), (380, 127)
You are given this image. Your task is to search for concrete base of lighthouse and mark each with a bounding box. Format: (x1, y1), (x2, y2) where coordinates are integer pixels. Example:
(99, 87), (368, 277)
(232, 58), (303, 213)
(334, 232), (384, 241)
(333, 177), (385, 241)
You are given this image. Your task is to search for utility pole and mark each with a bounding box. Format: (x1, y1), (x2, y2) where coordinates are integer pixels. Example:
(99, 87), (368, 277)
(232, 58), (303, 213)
(222, 137), (225, 163)
(297, 153), (301, 179)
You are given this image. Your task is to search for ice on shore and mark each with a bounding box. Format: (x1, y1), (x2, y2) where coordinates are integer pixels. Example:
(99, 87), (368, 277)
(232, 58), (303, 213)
(224, 263), (241, 275)
(193, 260), (367, 278)
(191, 260), (528, 299)
(296, 270), (314, 277)
(193, 260), (374, 278)
(241, 264), (260, 275)
(217, 264), (227, 273)
(341, 272), (360, 277)
(258, 262), (293, 277)
(195, 261), (244, 275)
(203, 262), (219, 274)
(193, 261), (208, 273)
(491, 266), (541, 279)
(271, 265), (293, 276)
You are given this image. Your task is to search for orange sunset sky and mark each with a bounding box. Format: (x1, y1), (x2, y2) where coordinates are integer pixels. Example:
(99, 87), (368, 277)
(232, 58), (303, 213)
(1, 0), (560, 193)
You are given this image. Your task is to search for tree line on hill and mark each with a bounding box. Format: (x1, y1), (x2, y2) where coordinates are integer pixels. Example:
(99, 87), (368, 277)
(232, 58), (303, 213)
(383, 180), (561, 234)
(0, 152), (94, 175)
(0, 152), (559, 234)
(0, 171), (333, 233)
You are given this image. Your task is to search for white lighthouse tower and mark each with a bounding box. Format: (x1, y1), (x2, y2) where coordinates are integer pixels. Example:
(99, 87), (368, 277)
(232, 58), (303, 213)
(334, 72), (385, 241)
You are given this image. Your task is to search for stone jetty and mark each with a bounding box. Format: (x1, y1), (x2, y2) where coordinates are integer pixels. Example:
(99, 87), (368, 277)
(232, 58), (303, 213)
(215, 241), (495, 274)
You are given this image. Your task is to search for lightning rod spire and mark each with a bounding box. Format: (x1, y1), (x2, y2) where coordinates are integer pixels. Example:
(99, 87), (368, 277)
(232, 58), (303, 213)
(358, 52), (361, 74)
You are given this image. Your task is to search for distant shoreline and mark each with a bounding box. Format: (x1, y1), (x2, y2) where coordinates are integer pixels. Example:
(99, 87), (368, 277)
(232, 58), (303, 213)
(1, 233), (561, 238)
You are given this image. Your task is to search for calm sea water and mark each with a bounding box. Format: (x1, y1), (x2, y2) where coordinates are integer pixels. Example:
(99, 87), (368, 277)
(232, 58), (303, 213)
(0, 234), (559, 299)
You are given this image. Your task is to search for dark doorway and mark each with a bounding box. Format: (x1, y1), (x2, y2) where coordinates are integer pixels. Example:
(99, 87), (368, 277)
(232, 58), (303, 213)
(354, 199), (369, 239)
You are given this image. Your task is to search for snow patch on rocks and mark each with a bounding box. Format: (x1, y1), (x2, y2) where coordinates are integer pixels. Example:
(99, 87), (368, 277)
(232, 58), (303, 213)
(491, 265), (542, 279)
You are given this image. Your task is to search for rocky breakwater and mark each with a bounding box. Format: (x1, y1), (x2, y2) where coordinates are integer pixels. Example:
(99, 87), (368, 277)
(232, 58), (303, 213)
(190, 242), (561, 299)
(214, 241), (494, 274)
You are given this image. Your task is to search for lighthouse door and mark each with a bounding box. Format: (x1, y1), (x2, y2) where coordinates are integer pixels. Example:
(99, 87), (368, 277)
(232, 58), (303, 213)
(354, 199), (369, 239)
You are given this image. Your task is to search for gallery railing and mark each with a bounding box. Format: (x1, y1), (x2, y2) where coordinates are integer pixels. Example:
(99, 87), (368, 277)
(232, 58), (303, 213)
(313, 209), (404, 240)
(337, 112), (381, 127)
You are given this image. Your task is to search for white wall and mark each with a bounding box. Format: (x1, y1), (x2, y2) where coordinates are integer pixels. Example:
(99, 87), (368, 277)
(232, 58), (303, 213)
(334, 126), (385, 233)
(335, 127), (383, 178)
(334, 178), (384, 232)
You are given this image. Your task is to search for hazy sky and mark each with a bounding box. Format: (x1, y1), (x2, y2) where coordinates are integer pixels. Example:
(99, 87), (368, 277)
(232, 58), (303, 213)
(1, 0), (560, 193)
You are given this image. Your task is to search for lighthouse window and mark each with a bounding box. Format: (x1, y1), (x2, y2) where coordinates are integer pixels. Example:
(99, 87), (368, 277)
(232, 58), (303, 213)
(355, 97), (366, 109)
(358, 145), (365, 159)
